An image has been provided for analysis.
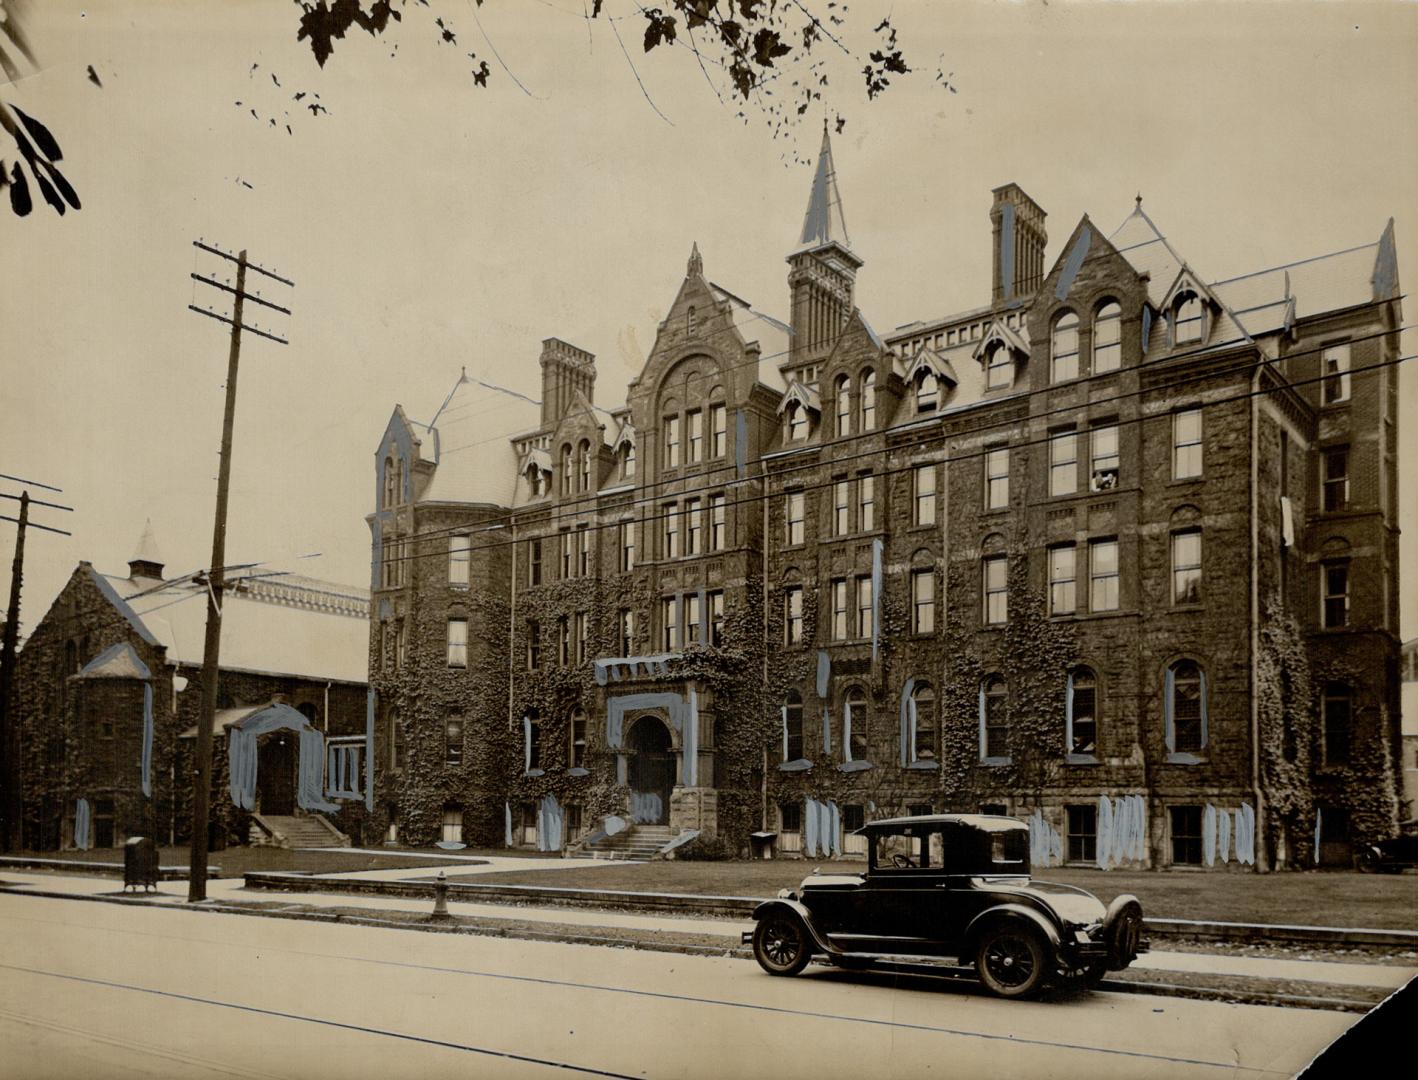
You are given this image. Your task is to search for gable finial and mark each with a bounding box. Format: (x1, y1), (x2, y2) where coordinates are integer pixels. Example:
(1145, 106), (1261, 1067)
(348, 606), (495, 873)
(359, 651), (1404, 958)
(1135, 192), (1143, 209)
(687, 241), (703, 277)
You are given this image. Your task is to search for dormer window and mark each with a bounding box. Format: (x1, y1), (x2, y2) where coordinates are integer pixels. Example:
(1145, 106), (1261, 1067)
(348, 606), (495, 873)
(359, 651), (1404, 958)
(785, 401), (808, 442)
(915, 370), (939, 413)
(986, 343), (1013, 390)
(1173, 292), (1204, 345)
(1051, 311), (1079, 383)
(619, 440), (636, 479)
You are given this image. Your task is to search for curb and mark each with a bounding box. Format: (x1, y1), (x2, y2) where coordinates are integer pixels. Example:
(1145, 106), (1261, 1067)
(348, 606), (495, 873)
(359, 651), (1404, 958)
(241, 872), (1418, 948)
(0, 883), (1380, 1014)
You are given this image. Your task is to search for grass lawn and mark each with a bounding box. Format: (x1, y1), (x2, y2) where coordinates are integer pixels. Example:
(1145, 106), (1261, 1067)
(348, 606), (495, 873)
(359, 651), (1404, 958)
(4, 846), (502, 878)
(470, 859), (1418, 930)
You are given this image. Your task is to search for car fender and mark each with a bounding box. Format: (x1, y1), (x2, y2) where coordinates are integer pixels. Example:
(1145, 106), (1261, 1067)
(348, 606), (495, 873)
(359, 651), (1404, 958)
(751, 899), (842, 957)
(959, 903), (1062, 966)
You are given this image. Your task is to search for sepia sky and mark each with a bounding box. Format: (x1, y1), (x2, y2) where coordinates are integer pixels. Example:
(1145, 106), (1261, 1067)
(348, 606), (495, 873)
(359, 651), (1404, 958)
(2, 0), (1415, 639)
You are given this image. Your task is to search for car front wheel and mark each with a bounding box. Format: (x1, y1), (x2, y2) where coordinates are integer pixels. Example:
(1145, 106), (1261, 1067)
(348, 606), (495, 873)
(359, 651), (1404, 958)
(753, 914), (812, 976)
(975, 924), (1048, 998)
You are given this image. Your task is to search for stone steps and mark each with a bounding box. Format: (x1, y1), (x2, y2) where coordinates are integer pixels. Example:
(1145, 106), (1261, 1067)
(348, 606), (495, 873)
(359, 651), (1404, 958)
(583, 825), (672, 861)
(250, 813), (349, 849)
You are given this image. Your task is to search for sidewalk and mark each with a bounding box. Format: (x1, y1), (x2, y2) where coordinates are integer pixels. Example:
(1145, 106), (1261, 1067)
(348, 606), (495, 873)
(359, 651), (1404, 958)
(3, 866), (1414, 991)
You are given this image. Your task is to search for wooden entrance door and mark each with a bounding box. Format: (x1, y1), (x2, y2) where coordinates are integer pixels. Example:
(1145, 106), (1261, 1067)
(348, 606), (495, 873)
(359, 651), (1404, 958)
(627, 717), (674, 824)
(257, 731), (297, 816)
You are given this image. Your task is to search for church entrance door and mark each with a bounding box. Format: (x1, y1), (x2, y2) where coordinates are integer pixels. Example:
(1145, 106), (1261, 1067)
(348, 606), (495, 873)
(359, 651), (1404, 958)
(627, 717), (673, 824)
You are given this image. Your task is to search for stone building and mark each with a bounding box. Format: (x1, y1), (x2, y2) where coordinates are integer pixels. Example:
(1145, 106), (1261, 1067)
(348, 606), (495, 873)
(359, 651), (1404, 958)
(369, 131), (1403, 869)
(12, 523), (371, 850)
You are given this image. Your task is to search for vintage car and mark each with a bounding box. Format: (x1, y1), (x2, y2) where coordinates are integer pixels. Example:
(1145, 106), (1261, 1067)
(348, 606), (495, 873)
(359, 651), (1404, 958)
(745, 814), (1146, 998)
(1356, 829), (1418, 873)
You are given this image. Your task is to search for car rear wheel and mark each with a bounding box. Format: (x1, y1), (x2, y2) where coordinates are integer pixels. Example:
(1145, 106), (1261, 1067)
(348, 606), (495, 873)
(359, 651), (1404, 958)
(975, 924), (1048, 999)
(753, 914), (811, 976)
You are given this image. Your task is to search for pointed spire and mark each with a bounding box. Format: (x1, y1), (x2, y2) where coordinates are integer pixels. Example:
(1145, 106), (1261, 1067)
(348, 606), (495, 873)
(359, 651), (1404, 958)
(128, 519), (165, 579)
(687, 241), (703, 277)
(798, 126), (850, 251)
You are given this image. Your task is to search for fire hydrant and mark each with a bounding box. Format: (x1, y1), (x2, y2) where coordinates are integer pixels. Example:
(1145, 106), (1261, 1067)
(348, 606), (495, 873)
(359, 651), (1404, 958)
(430, 871), (450, 921)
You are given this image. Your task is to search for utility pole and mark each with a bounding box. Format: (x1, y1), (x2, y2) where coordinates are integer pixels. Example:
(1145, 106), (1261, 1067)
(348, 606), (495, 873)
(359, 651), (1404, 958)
(0, 477), (73, 853)
(186, 241), (292, 900)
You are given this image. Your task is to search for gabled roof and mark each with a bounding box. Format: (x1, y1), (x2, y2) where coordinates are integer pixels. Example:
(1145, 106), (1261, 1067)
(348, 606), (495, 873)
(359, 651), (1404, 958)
(76, 642), (152, 680)
(797, 127), (851, 252)
(972, 318), (1030, 362)
(776, 380), (822, 415)
(610, 419), (636, 451)
(904, 348), (959, 386)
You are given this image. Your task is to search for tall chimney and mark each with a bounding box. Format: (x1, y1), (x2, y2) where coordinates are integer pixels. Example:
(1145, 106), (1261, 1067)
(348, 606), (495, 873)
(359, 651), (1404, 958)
(991, 184), (1048, 304)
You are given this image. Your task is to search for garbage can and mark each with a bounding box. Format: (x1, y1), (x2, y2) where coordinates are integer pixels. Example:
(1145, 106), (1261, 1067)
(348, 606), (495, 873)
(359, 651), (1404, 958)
(124, 836), (159, 892)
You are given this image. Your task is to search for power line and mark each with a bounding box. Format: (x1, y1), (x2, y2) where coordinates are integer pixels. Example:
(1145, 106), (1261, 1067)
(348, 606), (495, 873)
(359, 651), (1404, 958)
(372, 318), (1407, 562)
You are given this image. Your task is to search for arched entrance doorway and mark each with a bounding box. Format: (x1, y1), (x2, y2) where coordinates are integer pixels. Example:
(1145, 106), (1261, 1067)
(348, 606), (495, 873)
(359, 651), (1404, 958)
(627, 716), (674, 824)
(256, 730), (297, 816)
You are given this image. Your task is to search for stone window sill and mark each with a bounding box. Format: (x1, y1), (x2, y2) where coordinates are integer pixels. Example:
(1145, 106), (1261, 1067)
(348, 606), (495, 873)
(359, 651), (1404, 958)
(567, 767), (589, 777)
(980, 756), (1012, 767)
(838, 760), (873, 774)
(524, 768), (545, 778)
(904, 760), (939, 771)
(778, 759), (813, 773)
(1165, 752), (1206, 765)
(1066, 754), (1100, 766)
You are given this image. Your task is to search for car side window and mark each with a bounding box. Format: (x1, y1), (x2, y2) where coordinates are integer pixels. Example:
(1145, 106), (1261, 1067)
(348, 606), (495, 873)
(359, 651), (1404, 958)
(991, 832), (1026, 866)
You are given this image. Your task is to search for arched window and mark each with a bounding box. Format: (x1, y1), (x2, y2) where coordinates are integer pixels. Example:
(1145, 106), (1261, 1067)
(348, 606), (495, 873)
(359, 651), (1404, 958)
(1173, 292), (1203, 345)
(383, 455), (397, 508)
(1322, 682), (1352, 766)
(569, 708), (588, 769)
(1067, 667), (1098, 758)
(859, 369), (877, 431)
(783, 690), (804, 762)
(1165, 660), (1207, 757)
(1093, 301), (1122, 373)
(835, 374), (852, 437)
(620, 441), (636, 479)
(1051, 311), (1080, 383)
(980, 676), (1009, 763)
(985, 342), (1013, 390)
(577, 439), (592, 493)
(843, 686), (867, 762)
(909, 682), (935, 762)
(915, 370), (938, 413)
(560, 445), (573, 495)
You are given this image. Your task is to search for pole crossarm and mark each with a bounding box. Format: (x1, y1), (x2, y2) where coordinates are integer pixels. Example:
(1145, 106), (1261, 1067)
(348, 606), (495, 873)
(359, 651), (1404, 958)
(187, 304), (289, 345)
(0, 492), (73, 513)
(190, 273), (293, 316)
(192, 240), (295, 288)
(0, 513), (70, 536)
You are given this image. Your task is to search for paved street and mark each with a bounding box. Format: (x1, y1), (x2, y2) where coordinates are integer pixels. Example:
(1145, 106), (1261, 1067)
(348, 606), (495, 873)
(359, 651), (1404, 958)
(0, 890), (1359, 1079)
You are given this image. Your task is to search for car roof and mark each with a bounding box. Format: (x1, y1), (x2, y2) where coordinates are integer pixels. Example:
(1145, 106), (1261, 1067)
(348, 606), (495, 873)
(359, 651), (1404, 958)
(857, 813), (1028, 834)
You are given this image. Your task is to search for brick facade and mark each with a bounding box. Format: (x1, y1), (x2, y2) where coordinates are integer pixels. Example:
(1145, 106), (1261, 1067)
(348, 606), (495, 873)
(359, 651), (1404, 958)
(372, 140), (1402, 869)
